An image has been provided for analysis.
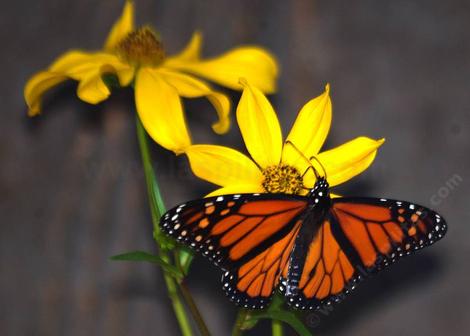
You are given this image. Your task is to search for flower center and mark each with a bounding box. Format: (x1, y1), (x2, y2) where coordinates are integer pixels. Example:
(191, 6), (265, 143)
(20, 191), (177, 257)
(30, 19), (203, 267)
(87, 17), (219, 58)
(115, 26), (165, 67)
(262, 164), (304, 194)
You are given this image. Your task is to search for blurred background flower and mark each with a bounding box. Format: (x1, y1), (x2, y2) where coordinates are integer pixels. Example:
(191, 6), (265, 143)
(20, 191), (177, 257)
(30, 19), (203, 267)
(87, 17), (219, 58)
(24, 0), (278, 153)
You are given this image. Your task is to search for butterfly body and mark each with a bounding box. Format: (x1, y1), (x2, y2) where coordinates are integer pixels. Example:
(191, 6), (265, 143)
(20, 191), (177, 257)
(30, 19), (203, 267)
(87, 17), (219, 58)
(285, 178), (331, 297)
(160, 178), (447, 310)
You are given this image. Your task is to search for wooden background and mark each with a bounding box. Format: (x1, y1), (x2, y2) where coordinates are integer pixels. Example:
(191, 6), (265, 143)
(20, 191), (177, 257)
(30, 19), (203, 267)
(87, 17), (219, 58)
(2, 0), (469, 335)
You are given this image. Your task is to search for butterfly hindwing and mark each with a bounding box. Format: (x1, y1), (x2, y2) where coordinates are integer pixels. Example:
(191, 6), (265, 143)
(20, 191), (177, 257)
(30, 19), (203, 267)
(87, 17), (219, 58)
(222, 220), (301, 308)
(280, 216), (359, 309)
(160, 193), (309, 308)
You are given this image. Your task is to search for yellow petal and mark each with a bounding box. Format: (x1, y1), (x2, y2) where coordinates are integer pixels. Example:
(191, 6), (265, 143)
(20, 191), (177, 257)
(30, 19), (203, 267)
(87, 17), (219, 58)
(157, 69), (230, 134)
(49, 50), (92, 72)
(76, 62), (135, 104)
(24, 50), (128, 115)
(316, 137), (385, 187)
(51, 51), (134, 85)
(165, 46), (278, 93)
(103, 0), (134, 51)
(184, 145), (263, 187)
(135, 68), (191, 153)
(205, 184), (264, 197)
(282, 84), (332, 169)
(76, 71), (112, 104)
(236, 80), (283, 168)
(24, 71), (68, 116)
(169, 31), (202, 62)
(47, 51), (134, 104)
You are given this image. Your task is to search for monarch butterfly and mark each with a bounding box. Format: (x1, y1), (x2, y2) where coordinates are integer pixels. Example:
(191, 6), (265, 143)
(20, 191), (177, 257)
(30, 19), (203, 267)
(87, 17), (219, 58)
(160, 149), (447, 310)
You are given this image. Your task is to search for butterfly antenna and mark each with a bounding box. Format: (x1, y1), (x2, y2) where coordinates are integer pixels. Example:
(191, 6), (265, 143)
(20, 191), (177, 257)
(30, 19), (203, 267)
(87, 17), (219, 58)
(309, 155), (327, 181)
(284, 140), (322, 180)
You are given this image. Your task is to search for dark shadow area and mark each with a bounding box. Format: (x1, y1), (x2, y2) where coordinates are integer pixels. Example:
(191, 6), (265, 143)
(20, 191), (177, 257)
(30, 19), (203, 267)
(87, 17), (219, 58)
(309, 252), (446, 334)
(23, 81), (106, 132)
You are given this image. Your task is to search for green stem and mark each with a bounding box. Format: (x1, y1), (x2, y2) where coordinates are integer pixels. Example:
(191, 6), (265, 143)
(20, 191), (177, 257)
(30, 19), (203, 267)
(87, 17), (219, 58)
(179, 281), (211, 336)
(272, 320), (283, 336)
(161, 254), (193, 336)
(172, 250), (210, 336)
(136, 117), (193, 336)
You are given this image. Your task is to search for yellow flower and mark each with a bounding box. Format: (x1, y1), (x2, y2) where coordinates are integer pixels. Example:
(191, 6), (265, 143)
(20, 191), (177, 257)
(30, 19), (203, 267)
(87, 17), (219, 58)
(24, 0), (278, 154)
(184, 80), (385, 196)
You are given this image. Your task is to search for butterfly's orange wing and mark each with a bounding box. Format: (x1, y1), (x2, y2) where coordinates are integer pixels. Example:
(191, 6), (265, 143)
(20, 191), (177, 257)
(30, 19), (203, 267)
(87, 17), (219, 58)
(160, 194), (309, 308)
(284, 197), (447, 309)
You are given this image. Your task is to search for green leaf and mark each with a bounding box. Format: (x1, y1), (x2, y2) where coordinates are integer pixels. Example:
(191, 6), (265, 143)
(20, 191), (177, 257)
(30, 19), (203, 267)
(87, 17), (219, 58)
(246, 310), (311, 336)
(269, 293), (284, 310)
(154, 230), (177, 250)
(239, 311), (259, 331)
(233, 297), (312, 335)
(237, 294), (283, 331)
(242, 294), (311, 336)
(111, 250), (183, 280)
(232, 309), (255, 335)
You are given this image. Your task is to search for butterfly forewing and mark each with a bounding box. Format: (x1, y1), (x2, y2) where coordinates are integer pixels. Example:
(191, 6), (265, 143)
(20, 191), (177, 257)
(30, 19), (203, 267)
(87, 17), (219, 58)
(160, 193), (309, 308)
(331, 197), (447, 271)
